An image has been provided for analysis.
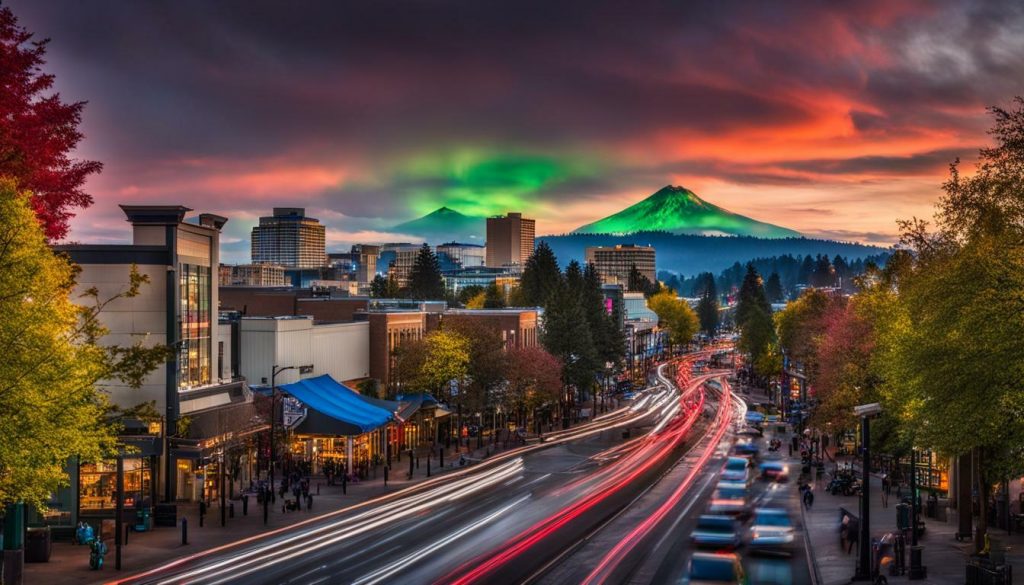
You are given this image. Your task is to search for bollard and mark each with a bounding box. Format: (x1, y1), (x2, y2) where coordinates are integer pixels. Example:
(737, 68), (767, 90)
(317, 483), (320, 495)
(242, 495), (248, 516)
(384, 466), (389, 487)
(439, 448), (444, 468)
(182, 517), (188, 545)
(125, 524), (130, 545)
(342, 473), (347, 495)
(416, 455), (420, 470)
(199, 500), (206, 527)
(427, 457), (431, 477)
(409, 453), (414, 479)
(229, 502), (235, 519)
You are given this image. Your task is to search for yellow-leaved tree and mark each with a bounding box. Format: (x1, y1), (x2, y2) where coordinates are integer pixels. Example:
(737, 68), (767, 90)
(0, 181), (167, 510)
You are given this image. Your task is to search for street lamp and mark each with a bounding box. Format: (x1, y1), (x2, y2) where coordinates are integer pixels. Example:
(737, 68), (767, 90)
(264, 364), (312, 526)
(852, 402), (882, 581)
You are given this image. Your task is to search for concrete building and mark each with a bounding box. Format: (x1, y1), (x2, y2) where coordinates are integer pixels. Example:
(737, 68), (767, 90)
(585, 244), (656, 286)
(486, 212), (535, 268)
(220, 263), (287, 286)
(57, 205), (261, 508)
(238, 316), (370, 386)
(437, 242), (486, 269)
(442, 266), (520, 296)
(388, 246), (422, 287)
(353, 244), (380, 283)
(251, 207), (326, 269)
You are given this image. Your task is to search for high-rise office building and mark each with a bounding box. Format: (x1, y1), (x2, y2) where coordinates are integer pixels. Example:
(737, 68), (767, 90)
(251, 208), (326, 269)
(585, 244), (656, 286)
(486, 212), (535, 268)
(437, 242), (486, 269)
(352, 244), (380, 283)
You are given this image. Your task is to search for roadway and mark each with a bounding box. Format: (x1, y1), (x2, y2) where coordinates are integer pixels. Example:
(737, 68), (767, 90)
(113, 357), (807, 585)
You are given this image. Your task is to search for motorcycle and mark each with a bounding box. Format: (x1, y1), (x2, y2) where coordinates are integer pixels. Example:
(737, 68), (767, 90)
(89, 538), (108, 570)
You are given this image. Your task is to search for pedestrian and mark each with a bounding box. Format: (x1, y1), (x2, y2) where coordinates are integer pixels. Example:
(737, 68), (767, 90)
(840, 514), (850, 550)
(847, 518), (859, 554)
(803, 488), (815, 509)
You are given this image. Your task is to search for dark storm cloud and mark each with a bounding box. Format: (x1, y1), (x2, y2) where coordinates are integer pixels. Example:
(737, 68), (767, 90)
(779, 148), (968, 176)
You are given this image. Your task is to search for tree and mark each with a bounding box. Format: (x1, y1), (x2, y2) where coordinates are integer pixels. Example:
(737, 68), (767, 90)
(696, 272), (719, 337)
(443, 319), (505, 413)
(627, 264), (657, 296)
(764, 272), (784, 303)
(457, 284), (485, 306)
(735, 263), (771, 330)
(797, 255), (815, 285)
(504, 347), (562, 426)
(482, 282), (506, 309)
(541, 280), (599, 426)
(0, 182), (168, 509)
(647, 289), (699, 351)
(0, 7), (103, 240)
(519, 242), (561, 306)
(775, 288), (836, 385)
(398, 329), (470, 397)
(370, 273), (400, 298)
(407, 243), (445, 300)
(583, 262), (624, 367)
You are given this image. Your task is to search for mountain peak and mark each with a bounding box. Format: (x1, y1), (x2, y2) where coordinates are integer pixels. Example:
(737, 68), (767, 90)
(392, 206), (485, 243)
(573, 186), (799, 239)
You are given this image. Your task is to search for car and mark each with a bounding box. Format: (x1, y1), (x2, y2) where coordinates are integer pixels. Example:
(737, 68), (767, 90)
(759, 460), (789, 482)
(720, 457), (751, 484)
(747, 508), (796, 556)
(737, 426), (763, 438)
(732, 441), (760, 459)
(708, 481), (750, 518)
(683, 552), (748, 584)
(691, 515), (742, 550)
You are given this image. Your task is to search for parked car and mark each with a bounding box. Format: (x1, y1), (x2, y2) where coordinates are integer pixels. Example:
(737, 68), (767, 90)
(683, 552), (748, 584)
(708, 481), (750, 518)
(691, 515), (742, 550)
(721, 457), (751, 484)
(747, 508), (795, 556)
(759, 461), (789, 482)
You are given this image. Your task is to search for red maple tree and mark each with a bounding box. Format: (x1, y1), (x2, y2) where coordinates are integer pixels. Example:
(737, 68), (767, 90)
(0, 6), (101, 240)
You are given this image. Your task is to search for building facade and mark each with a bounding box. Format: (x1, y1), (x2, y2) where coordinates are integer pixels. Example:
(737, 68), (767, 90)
(56, 205), (262, 512)
(251, 207), (326, 269)
(585, 244), (656, 286)
(438, 309), (540, 350)
(485, 212), (535, 268)
(238, 316), (370, 386)
(437, 242), (486, 269)
(220, 263), (287, 286)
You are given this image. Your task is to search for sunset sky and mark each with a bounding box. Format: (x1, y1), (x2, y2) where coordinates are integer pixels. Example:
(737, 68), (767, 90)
(11, 0), (1024, 262)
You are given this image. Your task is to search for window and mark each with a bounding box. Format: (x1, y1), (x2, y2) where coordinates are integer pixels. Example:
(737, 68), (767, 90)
(179, 263), (212, 390)
(79, 458), (152, 512)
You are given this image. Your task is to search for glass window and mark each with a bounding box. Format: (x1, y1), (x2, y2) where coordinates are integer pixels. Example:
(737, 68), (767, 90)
(179, 263), (212, 390)
(79, 458), (152, 512)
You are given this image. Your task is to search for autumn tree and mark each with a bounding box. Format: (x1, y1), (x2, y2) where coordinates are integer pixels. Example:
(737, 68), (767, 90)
(647, 289), (698, 353)
(0, 182), (168, 510)
(0, 7), (102, 240)
(503, 347), (562, 428)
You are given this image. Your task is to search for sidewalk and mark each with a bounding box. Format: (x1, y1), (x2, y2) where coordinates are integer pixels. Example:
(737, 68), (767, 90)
(24, 436), (523, 584)
(803, 458), (1024, 584)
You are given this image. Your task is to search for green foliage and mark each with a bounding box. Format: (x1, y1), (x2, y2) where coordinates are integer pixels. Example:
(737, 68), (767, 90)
(0, 182), (168, 508)
(457, 285), (485, 306)
(647, 289), (699, 348)
(519, 242), (560, 306)
(482, 282), (506, 309)
(627, 264), (658, 296)
(407, 243), (445, 300)
(696, 272), (719, 336)
(356, 379), (380, 399)
(413, 330), (470, 395)
(764, 272), (783, 303)
(370, 273), (400, 298)
(541, 280), (599, 393)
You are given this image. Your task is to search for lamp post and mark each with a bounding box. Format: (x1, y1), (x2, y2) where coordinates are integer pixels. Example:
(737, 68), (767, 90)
(265, 365), (297, 526)
(852, 402), (882, 581)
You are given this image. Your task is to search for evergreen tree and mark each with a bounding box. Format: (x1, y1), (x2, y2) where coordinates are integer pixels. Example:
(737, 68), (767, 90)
(583, 263), (624, 366)
(565, 259), (585, 298)
(736, 263), (771, 329)
(482, 282), (506, 309)
(520, 242), (561, 306)
(764, 272), (784, 303)
(696, 272), (719, 337)
(370, 273), (400, 298)
(407, 243), (445, 300)
(627, 264), (657, 296)
(812, 254), (834, 287)
(541, 280), (599, 426)
(797, 255), (815, 285)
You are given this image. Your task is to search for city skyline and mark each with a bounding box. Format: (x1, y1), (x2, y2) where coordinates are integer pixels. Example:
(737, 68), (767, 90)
(10, 0), (1024, 262)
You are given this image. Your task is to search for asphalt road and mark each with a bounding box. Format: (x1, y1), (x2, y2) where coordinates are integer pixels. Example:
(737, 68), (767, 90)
(114, 360), (757, 585)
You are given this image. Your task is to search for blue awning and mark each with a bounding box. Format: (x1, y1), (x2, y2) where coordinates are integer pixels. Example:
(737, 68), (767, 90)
(278, 375), (393, 434)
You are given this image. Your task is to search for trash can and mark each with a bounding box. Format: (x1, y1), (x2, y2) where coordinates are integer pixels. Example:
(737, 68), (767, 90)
(135, 507), (151, 532)
(896, 502), (911, 531)
(24, 526), (51, 563)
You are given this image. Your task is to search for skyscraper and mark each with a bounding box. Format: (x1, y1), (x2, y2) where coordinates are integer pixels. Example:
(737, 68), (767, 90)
(486, 212), (535, 268)
(251, 208), (326, 268)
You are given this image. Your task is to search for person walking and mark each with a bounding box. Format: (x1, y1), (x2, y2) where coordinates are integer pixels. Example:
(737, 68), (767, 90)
(803, 487), (815, 509)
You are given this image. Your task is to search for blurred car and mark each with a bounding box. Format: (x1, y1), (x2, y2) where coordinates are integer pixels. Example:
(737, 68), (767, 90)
(720, 456), (751, 484)
(737, 426), (763, 438)
(708, 481), (750, 518)
(683, 552), (748, 584)
(691, 515), (742, 550)
(732, 441), (760, 460)
(759, 460), (789, 482)
(747, 508), (796, 556)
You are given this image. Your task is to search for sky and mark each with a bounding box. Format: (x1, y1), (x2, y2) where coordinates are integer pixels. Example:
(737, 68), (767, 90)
(10, 0), (1024, 263)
